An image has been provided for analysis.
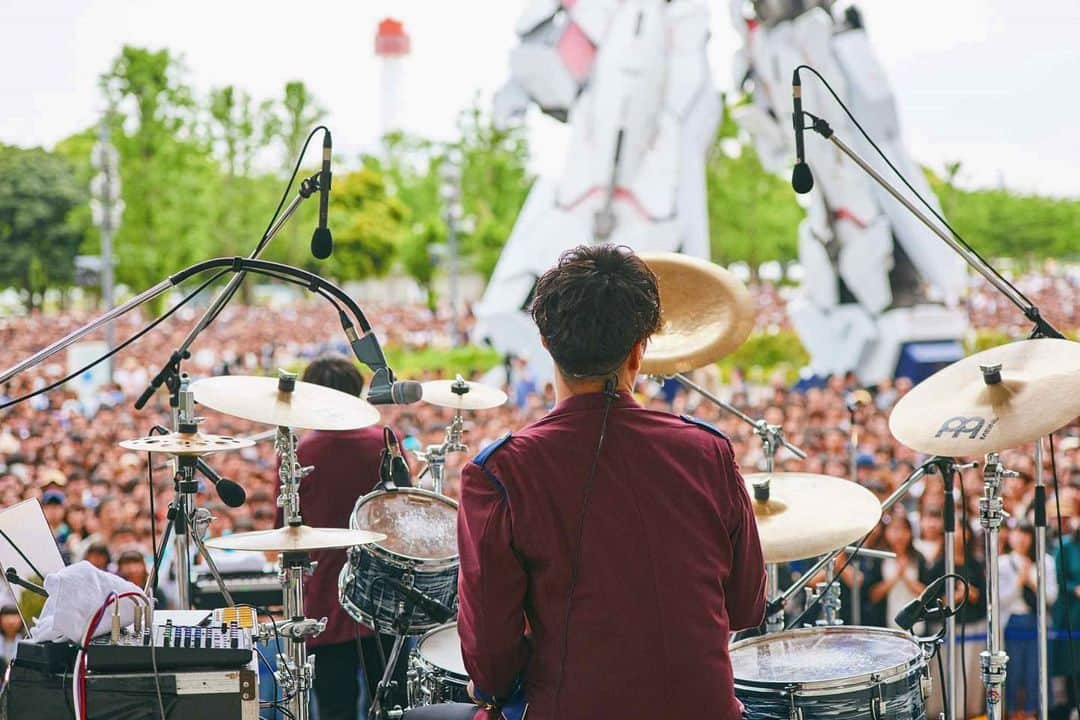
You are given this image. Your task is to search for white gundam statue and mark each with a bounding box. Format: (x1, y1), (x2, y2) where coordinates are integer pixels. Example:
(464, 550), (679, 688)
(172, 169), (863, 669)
(729, 0), (968, 382)
(473, 0), (721, 372)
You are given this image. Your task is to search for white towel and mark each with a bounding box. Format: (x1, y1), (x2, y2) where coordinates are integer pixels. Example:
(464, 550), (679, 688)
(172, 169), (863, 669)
(30, 561), (145, 644)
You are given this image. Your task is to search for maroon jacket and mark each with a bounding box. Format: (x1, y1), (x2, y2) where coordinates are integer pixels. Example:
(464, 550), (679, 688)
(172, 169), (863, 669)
(287, 426), (387, 646)
(457, 391), (766, 720)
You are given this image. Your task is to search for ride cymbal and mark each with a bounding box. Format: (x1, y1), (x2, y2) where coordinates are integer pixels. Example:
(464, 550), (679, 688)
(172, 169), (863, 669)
(191, 375), (380, 430)
(119, 432), (254, 456)
(638, 252), (755, 376)
(889, 339), (1080, 457)
(421, 379), (507, 410)
(204, 526), (386, 553)
(743, 472), (882, 564)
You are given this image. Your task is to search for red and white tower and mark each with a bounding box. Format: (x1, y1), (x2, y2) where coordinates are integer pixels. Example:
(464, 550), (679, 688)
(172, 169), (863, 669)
(375, 18), (411, 138)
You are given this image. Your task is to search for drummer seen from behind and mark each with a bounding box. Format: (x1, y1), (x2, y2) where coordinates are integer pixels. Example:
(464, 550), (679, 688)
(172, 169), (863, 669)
(407, 244), (767, 720)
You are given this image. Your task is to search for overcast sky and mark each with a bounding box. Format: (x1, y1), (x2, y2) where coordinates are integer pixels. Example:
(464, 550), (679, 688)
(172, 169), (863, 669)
(1, 0), (1078, 197)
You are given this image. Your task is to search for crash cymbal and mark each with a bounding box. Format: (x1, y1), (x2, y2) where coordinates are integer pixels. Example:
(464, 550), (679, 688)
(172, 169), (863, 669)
(204, 525), (386, 553)
(889, 339), (1080, 457)
(119, 432), (254, 456)
(638, 252), (755, 376)
(191, 375), (380, 430)
(421, 378), (507, 410)
(743, 472), (882, 564)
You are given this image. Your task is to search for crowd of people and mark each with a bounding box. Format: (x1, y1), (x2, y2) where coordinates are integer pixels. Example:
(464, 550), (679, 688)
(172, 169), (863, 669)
(0, 273), (1078, 718)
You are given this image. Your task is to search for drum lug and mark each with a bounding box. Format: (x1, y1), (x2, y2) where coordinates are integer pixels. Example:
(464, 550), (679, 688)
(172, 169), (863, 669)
(784, 684), (803, 720)
(870, 673), (886, 720)
(920, 668), (933, 701)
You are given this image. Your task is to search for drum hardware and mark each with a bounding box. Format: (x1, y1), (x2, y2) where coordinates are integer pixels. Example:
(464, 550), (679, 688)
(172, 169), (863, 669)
(371, 577), (425, 720)
(770, 458), (941, 630)
(415, 376), (507, 495)
(414, 408), (468, 496)
(979, 452), (1013, 720)
(846, 391), (871, 625)
(1034, 436), (1050, 720)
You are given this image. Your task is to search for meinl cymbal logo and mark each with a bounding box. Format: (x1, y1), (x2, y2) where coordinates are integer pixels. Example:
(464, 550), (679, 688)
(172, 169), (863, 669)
(934, 416), (999, 440)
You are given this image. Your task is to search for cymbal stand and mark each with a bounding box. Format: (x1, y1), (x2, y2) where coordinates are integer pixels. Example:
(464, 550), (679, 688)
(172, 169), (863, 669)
(847, 401), (862, 625)
(671, 372), (807, 632)
(172, 377), (199, 609)
(415, 376), (471, 495)
(1035, 437), (1049, 720)
(980, 452), (1014, 720)
(273, 371), (322, 720)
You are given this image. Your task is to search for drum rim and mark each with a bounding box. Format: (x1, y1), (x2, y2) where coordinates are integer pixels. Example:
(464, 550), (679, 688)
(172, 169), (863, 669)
(730, 625), (925, 694)
(415, 621), (468, 676)
(350, 486), (460, 563)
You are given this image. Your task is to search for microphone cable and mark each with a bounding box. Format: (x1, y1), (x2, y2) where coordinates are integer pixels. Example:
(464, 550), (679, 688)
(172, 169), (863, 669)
(793, 64), (1059, 336)
(552, 375), (621, 715)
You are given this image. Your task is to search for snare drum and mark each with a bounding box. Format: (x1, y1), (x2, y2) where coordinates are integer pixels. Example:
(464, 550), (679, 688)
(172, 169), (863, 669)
(338, 487), (459, 634)
(731, 626), (930, 720)
(407, 623), (471, 706)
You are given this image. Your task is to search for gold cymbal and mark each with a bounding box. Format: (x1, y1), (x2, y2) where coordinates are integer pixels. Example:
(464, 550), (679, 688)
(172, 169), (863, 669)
(191, 375), (380, 430)
(889, 339), (1080, 457)
(421, 379), (507, 410)
(638, 252), (755, 375)
(204, 525), (386, 553)
(743, 473), (882, 564)
(119, 432), (254, 456)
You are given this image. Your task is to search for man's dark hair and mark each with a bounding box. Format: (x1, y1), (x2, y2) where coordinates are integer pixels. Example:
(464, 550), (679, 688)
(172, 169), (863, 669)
(302, 355), (365, 397)
(530, 244), (661, 378)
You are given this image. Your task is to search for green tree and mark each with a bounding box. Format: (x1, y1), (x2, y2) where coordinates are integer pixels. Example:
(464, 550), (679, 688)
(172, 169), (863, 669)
(706, 101), (802, 276)
(261, 81), (327, 268)
(100, 46), (221, 298)
(452, 105), (532, 278)
(0, 145), (87, 309)
(329, 162), (408, 280)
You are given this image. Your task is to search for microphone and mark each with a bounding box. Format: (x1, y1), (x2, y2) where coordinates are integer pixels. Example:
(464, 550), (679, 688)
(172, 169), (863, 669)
(368, 380), (423, 406)
(384, 577), (454, 623)
(388, 430), (411, 487)
(894, 574), (953, 631)
(194, 458), (247, 508)
(791, 69), (814, 194)
(310, 130), (333, 259)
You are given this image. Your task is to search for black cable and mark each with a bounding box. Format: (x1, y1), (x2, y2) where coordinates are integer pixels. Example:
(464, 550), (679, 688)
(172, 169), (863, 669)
(146, 424), (170, 598)
(0, 269), (230, 411)
(795, 64), (1059, 336)
(1050, 433), (1080, 718)
(552, 378), (620, 714)
(0, 528), (46, 580)
(937, 638), (951, 720)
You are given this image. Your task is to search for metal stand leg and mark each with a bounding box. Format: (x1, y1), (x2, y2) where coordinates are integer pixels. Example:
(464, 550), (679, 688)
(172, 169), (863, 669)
(371, 633), (408, 720)
(981, 453), (1014, 720)
(942, 464), (958, 720)
(1035, 438), (1049, 720)
(280, 552), (316, 720)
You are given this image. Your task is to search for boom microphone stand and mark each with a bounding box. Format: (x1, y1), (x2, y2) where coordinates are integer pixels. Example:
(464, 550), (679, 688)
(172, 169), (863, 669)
(797, 71), (1065, 720)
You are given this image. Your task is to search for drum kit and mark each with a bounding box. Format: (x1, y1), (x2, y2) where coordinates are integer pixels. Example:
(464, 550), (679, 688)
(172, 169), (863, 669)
(116, 369), (508, 720)
(111, 253), (1079, 720)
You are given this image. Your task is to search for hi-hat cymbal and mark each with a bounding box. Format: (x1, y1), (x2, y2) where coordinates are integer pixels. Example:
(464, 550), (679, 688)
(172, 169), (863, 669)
(191, 375), (380, 430)
(744, 472), (882, 564)
(889, 339), (1080, 457)
(638, 252), (755, 376)
(204, 526), (386, 553)
(119, 432), (254, 456)
(421, 379), (507, 410)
